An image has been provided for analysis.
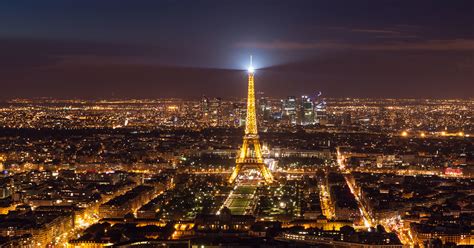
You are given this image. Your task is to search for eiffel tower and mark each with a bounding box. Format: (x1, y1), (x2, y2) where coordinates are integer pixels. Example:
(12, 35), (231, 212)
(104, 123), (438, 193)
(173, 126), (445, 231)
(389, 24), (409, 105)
(228, 56), (274, 184)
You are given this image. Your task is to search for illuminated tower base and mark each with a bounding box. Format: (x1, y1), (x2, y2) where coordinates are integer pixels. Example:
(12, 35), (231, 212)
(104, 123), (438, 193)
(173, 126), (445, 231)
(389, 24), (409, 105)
(229, 56), (273, 184)
(228, 135), (274, 184)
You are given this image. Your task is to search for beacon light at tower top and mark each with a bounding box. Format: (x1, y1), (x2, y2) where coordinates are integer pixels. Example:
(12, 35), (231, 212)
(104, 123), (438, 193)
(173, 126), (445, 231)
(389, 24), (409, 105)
(247, 55), (255, 73)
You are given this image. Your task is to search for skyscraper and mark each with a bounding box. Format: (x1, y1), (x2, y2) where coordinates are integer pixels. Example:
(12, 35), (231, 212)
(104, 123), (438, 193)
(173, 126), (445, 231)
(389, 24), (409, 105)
(258, 94), (271, 122)
(282, 96), (297, 125)
(300, 95), (315, 125)
(314, 92), (327, 125)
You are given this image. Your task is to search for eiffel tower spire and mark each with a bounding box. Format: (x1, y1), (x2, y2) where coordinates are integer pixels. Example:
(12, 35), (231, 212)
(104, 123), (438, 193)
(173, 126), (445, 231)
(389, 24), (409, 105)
(228, 56), (274, 184)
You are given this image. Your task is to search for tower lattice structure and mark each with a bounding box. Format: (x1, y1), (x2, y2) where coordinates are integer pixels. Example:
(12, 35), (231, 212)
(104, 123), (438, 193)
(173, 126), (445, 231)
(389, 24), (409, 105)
(228, 57), (274, 184)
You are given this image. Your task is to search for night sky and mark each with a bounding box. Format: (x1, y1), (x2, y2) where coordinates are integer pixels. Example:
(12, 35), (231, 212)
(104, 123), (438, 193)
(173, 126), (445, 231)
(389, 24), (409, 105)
(1, 0), (473, 99)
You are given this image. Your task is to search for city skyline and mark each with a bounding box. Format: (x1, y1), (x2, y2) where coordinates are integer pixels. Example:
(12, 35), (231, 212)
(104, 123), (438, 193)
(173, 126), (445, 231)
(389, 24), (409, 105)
(1, 0), (473, 99)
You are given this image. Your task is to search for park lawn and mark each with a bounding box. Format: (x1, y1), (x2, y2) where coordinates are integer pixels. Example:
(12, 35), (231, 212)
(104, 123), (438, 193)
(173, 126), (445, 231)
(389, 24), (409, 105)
(228, 207), (246, 215)
(229, 198), (251, 208)
(234, 186), (256, 195)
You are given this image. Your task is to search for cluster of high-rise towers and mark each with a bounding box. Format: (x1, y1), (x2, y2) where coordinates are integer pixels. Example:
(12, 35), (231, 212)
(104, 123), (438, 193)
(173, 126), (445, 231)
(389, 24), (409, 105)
(201, 94), (327, 128)
(265, 94), (327, 126)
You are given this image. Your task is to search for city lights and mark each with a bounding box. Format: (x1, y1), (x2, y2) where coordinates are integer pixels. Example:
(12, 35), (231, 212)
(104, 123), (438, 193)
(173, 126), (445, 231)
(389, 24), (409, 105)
(0, 0), (472, 245)
(0, 93), (472, 248)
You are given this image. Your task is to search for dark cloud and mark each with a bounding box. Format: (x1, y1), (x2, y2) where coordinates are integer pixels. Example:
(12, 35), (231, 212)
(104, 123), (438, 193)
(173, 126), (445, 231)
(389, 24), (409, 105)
(237, 39), (474, 51)
(1, 36), (472, 100)
(0, 38), (152, 70)
(351, 29), (402, 35)
(1, 63), (246, 99)
(260, 51), (473, 99)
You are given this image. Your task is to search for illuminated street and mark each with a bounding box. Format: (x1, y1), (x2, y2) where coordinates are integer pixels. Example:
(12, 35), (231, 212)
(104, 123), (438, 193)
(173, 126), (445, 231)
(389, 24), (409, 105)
(318, 177), (335, 219)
